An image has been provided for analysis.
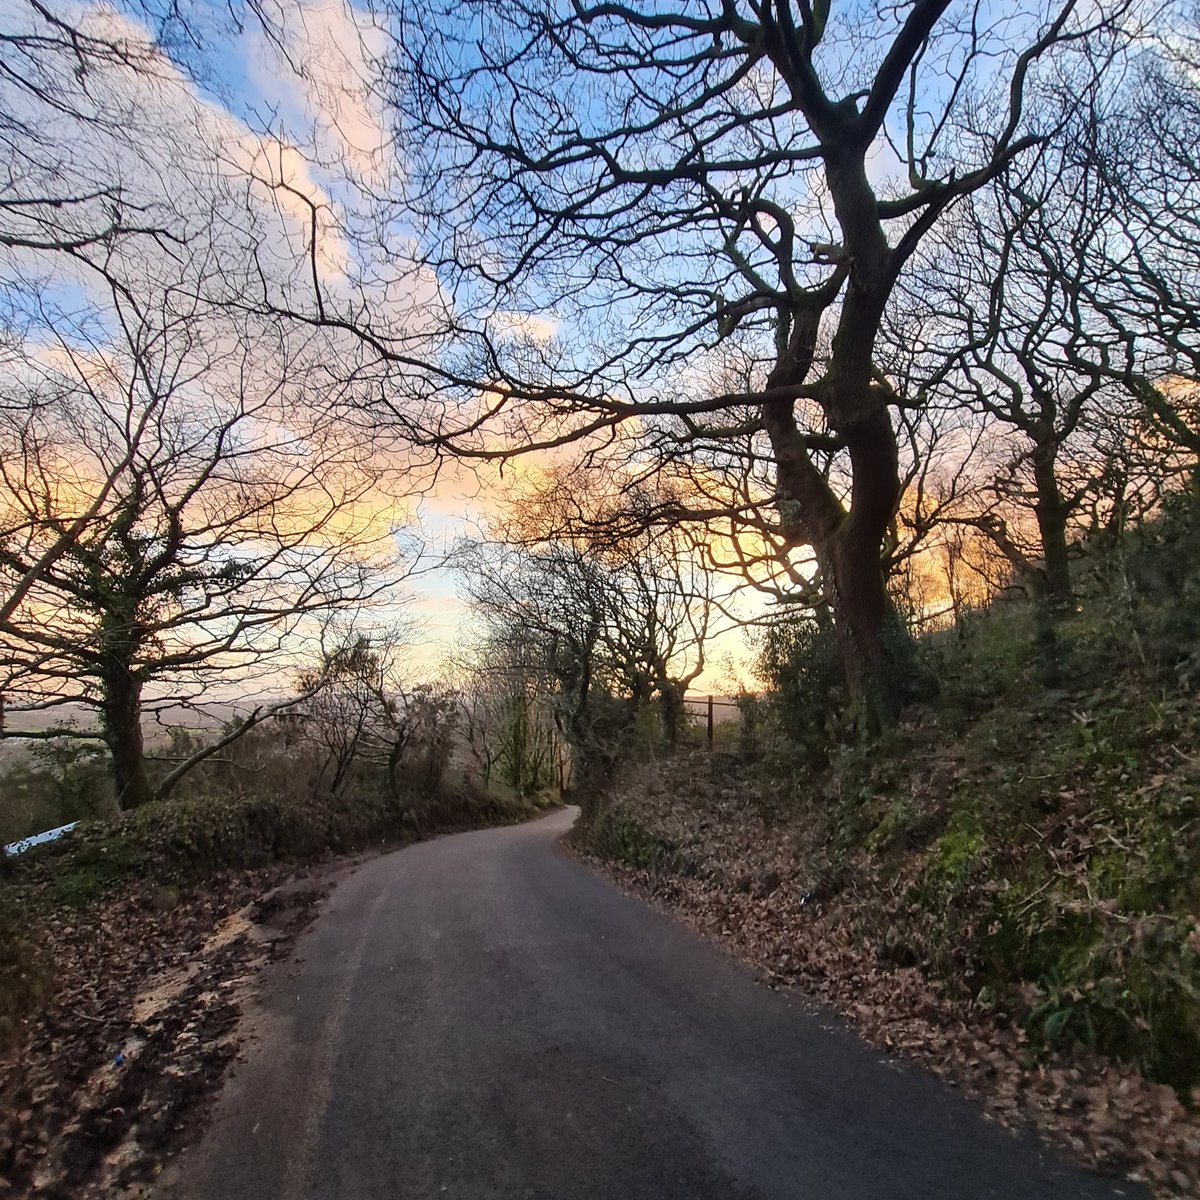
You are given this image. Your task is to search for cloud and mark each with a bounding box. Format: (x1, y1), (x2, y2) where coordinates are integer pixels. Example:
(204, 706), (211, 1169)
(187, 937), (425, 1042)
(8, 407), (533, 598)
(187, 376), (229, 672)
(486, 311), (561, 343)
(244, 0), (392, 184)
(237, 136), (352, 277)
(0, 1), (542, 689)
(0, 0), (380, 312)
(865, 133), (908, 194)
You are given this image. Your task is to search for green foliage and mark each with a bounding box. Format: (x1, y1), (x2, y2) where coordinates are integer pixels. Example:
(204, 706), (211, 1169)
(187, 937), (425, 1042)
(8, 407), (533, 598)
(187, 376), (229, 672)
(0, 738), (113, 846)
(914, 605), (1037, 720)
(892, 607), (1200, 1092)
(13, 777), (535, 900)
(748, 604), (936, 761)
(825, 727), (911, 851)
(1067, 496), (1200, 685)
(50, 836), (139, 907)
(929, 822), (986, 890)
(864, 798), (915, 854)
(877, 607), (941, 710)
(723, 505), (1200, 1094)
(587, 811), (683, 873)
(732, 690), (766, 760)
(972, 760), (1200, 1092)
(498, 693), (537, 794)
(752, 609), (845, 761)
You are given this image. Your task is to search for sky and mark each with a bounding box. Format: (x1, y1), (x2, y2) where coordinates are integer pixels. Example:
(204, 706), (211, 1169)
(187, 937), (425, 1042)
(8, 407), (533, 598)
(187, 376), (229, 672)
(11, 0), (999, 697)
(6, 0), (1185, 723)
(0, 0), (759, 694)
(16, 0), (1057, 698)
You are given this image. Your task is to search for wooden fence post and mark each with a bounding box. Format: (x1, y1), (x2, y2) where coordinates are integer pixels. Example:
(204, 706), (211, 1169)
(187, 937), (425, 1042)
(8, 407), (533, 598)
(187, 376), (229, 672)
(707, 694), (714, 749)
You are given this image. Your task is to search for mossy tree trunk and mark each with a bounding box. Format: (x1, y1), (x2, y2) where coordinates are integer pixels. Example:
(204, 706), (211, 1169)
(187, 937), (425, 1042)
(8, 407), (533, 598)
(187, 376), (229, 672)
(96, 594), (153, 810)
(658, 680), (684, 746)
(1031, 436), (1074, 608)
(768, 375), (908, 733)
(100, 663), (152, 810)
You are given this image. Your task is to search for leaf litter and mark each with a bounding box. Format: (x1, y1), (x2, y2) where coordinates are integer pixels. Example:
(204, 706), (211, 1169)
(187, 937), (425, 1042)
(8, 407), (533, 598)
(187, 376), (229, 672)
(0, 868), (329, 1199)
(578, 755), (1200, 1200)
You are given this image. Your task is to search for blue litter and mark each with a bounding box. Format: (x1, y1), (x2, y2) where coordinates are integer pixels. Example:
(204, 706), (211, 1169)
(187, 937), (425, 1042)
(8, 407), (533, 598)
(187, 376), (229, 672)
(3, 822), (78, 857)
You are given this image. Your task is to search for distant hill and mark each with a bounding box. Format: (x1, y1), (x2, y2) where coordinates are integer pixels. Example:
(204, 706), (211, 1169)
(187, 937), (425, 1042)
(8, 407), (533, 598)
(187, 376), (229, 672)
(1, 699), (263, 743)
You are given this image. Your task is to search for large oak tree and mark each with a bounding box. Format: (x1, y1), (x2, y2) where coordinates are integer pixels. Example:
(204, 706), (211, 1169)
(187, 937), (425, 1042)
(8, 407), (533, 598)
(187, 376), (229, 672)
(283, 0), (1141, 725)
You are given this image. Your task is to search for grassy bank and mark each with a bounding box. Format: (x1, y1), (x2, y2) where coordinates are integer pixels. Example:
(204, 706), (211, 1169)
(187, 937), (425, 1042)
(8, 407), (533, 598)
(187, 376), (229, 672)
(1, 778), (548, 1047)
(577, 510), (1200, 1196)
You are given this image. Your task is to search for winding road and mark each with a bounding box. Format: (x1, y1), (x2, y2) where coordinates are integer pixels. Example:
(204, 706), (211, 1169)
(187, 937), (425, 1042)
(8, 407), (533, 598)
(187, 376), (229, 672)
(169, 807), (1139, 1200)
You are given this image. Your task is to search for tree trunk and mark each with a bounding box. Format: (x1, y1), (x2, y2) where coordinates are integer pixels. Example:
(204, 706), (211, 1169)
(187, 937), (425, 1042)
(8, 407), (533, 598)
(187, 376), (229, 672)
(1031, 439), (1073, 607)
(821, 521), (900, 734)
(757, 142), (905, 731)
(101, 667), (152, 810)
(658, 680), (683, 746)
(386, 737), (407, 803)
(809, 396), (907, 732)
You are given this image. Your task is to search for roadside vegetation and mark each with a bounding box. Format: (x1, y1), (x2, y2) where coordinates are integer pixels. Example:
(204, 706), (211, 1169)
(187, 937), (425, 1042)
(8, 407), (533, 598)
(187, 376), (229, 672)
(0, 683), (551, 1195)
(4, 0), (1200, 1196)
(0, 621), (557, 1196)
(576, 502), (1200, 1197)
(0, 657), (551, 1030)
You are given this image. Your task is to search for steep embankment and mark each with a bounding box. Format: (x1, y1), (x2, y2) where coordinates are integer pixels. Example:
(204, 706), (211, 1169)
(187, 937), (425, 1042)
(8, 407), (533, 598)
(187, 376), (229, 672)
(0, 783), (545, 1198)
(580, 571), (1200, 1197)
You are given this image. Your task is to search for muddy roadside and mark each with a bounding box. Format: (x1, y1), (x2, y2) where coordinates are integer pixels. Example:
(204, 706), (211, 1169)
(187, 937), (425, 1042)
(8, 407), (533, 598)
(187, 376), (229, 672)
(0, 856), (369, 1200)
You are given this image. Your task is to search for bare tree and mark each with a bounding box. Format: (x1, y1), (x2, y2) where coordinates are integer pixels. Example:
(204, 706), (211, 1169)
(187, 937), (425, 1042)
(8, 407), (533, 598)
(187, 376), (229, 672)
(0, 1), (169, 258)
(0, 0), (402, 629)
(0, 274), (408, 809)
(294, 624), (463, 805)
(900, 136), (1132, 607)
(1081, 29), (1200, 503)
(453, 641), (566, 796)
(295, 634), (389, 799)
(275, 0), (1140, 727)
(497, 474), (714, 741)
(0, 2), (196, 617)
(458, 505), (713, 793)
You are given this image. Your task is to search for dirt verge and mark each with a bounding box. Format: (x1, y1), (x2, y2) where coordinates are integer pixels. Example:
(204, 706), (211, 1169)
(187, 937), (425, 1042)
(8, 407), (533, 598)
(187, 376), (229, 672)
(0, 863), (345, 1199)
(574, 757), (1200, 1200)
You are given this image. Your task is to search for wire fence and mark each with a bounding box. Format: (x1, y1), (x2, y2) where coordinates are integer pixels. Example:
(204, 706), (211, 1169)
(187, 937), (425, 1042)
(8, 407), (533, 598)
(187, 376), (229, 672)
(682, 692), (802, 763)
(684, 693), (742, 749)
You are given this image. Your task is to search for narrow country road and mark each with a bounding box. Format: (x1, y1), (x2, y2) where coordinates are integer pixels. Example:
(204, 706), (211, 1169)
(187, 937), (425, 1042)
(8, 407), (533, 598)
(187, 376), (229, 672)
(168, 807), (1139, 1200)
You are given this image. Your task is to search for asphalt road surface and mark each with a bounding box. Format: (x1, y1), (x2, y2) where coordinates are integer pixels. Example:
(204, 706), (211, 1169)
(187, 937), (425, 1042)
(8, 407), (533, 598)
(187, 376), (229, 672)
(170, 807), (1140, 1200)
